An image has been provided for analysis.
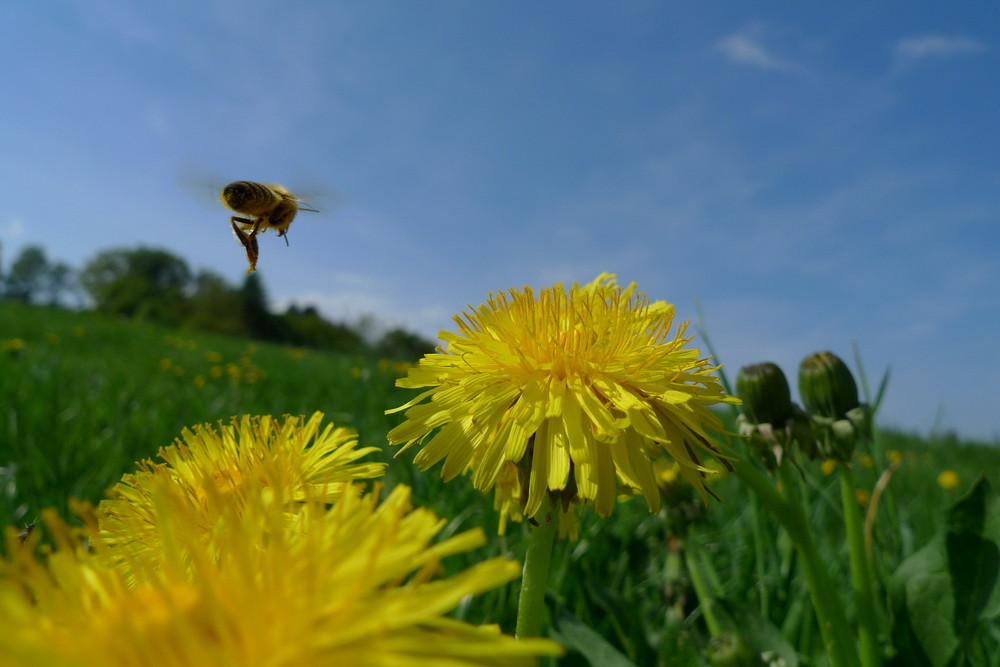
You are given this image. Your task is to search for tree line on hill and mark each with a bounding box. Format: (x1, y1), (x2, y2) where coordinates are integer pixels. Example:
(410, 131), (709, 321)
(0, 241), (435, 360)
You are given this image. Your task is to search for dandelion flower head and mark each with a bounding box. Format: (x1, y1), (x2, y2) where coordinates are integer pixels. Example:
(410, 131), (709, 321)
(0, 418), (560, 665)
(387, 274), (739, 527)
(100, 412), (385, 568)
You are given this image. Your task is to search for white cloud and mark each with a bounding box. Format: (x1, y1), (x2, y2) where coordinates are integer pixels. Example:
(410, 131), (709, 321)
(1, 217), (26, 241)
(715, 33), (802, 73)
(895, 34), (987, 59)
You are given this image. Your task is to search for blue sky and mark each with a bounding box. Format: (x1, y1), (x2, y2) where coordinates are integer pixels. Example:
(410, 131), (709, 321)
(2, 2), (998, 441)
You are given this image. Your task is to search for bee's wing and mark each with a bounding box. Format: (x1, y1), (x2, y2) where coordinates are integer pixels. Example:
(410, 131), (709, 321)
(288, 184), (346, 215)
(176, 169), (230, 209)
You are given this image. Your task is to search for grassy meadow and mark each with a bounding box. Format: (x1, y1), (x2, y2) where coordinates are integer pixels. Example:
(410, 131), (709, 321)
(2, 299), (999, 665)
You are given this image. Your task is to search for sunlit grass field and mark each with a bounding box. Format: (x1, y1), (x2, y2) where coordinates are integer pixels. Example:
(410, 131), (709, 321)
(3, 299), (998, 665)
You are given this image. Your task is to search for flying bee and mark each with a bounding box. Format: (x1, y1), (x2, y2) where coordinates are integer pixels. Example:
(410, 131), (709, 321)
(220, 181), (319, 273)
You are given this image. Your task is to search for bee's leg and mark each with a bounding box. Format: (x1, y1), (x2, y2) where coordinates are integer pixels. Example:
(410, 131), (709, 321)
(230, 215), (260, 233)
(231, 219), (260, 273)
(279, 229), (290, 246)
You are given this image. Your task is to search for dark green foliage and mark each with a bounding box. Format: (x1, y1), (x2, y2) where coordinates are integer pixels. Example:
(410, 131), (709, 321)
(278, 304), (367, 354)
(71, 244), (433, 356)
(79, 246), (192, 325)
(185, 270), (245, 335)
(374, 326), (437, 360)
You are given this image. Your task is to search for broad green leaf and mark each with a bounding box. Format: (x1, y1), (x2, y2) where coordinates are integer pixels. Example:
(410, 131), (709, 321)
(888, 476), (1000, 667)
(551, 603), (639, 667)
(889, 535), (956, 666)
(946, 477), (1000, 638)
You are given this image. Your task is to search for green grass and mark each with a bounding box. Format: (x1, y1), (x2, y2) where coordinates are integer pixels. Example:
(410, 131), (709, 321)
(3, 300), (999, 665)
(0, 300), (413, 523)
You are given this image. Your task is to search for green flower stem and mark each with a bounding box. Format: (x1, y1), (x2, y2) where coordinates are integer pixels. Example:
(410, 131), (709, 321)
(839, 465), (882, 667)
(731, 458), (859, 667)
(776, 462), (859, 667)
(684, 537), (723, 637)
(515, 499), (558, 639)
(749, 496), (770, 618)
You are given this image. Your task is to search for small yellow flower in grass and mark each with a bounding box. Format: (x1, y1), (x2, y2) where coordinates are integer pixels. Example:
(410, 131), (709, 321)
(100, 413), (385, 568)
(887, 449), (903, 465)
(821, 459), (838, 476)
(938, 469), (961, 491)
(1, 338), (26, 352)
(855, 488), (870, 506)
(387, 274), (739, 530)
(1, 483), (560, 665)
(287, 346), (309, 360)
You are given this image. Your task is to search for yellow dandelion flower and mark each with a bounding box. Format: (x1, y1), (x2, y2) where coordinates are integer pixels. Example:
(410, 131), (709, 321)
(387, 274), (739, 525)
(210, 365), (223, 379)
(855, 488), (870, 506)
(821, 459), (838, 476)
(99, 413), (386, 570)
(1, 338), (26, 352)
(1, 484), (560, 665)
(204, 350), (223, 363)
(158, 358), (173, 371)
(938, 469), (960, 490)
(654, 458), (681, 487)
(886, 449), (903, 465)
(193, 375), (206, 388)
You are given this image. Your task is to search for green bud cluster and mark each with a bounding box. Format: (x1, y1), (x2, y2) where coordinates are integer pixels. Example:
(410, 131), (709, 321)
(737, 352), (871, 466)
(799, 351), (859, 419)
(799, 351), (871, 461)
(736, 362), (816, 468)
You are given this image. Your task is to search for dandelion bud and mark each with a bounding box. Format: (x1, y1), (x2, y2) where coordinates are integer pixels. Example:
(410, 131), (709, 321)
(736, 363), (818, 467)
(737, 362), (795, 426)
(798, 351), (859, 420)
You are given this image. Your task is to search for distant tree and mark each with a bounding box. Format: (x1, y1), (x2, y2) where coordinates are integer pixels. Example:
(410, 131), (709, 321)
(373, 327), (436, 361)
(5, 245), (49, 304)
(278, 304), (367, 353)
(185, 270), (244, 336)
(44, 261), (76, 307)
(79, 247), (192, 325)
(238, 272), (280, 340)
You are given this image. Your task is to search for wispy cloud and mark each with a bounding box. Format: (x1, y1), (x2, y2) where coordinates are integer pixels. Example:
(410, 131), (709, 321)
(895, 34), (987, 59)
(1, 217), (26, 241)
(715, 33), (803, 73)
